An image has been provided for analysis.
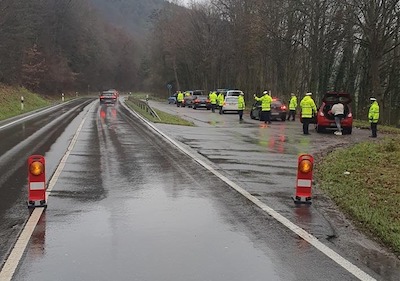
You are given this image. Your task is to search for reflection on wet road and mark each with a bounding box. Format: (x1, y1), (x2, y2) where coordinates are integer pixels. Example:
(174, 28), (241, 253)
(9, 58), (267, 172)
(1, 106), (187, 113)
(0, 99), (398, 280)
(10, 102), (366, 280)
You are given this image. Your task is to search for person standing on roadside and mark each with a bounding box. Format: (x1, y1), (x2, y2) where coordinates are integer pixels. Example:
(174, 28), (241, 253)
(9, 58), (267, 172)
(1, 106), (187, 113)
(254, 90), (273, 124)
(177, 91), (184, 107)
(238, 92), (245, 121)
(218, 91), (225, 114)
(287, 93), (297, 121)
(368, 97), (380, 138)
(209, 91), (218, 112)
(299, 92), (317, 135)
(329, 102), (345, 135)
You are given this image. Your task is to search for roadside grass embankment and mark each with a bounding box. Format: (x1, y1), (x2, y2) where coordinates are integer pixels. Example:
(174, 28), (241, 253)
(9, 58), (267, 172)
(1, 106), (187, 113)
(315, 135), (400, 255)
(0, 85), (51, 121)
(125, 96), (194, 126)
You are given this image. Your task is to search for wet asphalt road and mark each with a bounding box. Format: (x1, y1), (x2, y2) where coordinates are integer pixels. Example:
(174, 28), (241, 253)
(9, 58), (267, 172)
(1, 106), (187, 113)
(0, 98), (398, 280)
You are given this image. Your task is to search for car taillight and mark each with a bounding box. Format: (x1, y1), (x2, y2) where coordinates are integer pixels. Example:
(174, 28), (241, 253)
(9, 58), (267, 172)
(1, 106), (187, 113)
(206, 99), (210, 102)
(281, 105), (287, 110)
(319, 111), (324, 116)
(195, 99), (199, 103)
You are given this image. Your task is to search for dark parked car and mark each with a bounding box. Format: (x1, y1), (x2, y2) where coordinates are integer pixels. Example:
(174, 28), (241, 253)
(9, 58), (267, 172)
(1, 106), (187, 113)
(99, 90), (118, 104)
(182, 95), (197, 108)
(315, 91), (353, 134)
(250, 98), (287, 121)
(193, 95), (211, 109)
(182, 90), (206, 108)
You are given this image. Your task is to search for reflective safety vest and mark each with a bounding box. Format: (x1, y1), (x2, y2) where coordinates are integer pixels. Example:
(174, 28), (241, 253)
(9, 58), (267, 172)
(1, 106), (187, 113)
(217, 93), (224, 106)
(209, 92), (218, 104)
(177, 92), (184, 102)
(255, 94), (272, 111)
(300, 96), (317, 118)
(368, 101), (379, 123)
(238, 95), (245, 110)
(289, 96), (297, 110)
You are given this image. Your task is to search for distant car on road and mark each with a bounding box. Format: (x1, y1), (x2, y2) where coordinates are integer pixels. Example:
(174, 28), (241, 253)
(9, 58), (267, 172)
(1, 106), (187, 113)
(221, 96), (239, 114)
(250, 98), (287, 121)
(168, 93), (177, 104)
(99, 90), (118, 105)
(193, 95), (211, 110)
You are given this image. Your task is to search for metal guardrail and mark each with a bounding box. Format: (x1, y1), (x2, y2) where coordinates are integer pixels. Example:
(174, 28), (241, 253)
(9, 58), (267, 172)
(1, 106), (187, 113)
(126, 97), (161, 121)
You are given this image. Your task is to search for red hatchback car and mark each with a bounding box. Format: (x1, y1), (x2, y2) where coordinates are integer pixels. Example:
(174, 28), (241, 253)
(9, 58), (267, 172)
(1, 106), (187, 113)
(316, 91), (353, 134)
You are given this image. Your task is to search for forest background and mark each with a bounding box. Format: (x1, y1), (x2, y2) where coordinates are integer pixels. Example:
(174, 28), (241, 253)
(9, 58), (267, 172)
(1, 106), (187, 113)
(0, 0), (399, 125)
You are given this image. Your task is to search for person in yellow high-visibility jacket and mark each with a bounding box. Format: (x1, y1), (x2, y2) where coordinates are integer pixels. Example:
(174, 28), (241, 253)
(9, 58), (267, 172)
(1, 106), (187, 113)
(254, 91), (273, 124)
(287, 93), (297, 121)
(209, 91), (218, 112)
(368, 97), (379, 138)
(177, 91), (184, 107)
(217, 92), (225, 114)
(238, 92), (245, 121)
(299, 92), (317, 135)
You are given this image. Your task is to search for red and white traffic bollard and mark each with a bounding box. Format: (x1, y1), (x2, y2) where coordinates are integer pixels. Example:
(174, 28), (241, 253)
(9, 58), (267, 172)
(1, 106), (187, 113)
(293, 154), (314, 204)
(27, 155), (47, 208)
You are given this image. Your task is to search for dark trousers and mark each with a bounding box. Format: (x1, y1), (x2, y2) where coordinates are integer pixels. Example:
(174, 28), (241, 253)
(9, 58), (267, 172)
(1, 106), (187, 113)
(238, 110), (243, 120)
(211, 103), (216, 112)
(302, 118), (311, 134)
(287, 110), (296, 120)
(177, 101), (182, 107)
(371, 122), (378, 137)
(219, 105), (223, 114)
(261, 110), (271, 123)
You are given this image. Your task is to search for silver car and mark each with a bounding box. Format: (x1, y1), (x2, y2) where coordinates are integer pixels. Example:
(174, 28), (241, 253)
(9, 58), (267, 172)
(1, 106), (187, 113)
(221, 96), (239, 114)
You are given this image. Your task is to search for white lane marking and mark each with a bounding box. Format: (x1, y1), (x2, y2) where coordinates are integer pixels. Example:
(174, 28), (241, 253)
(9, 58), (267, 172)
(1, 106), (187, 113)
(121, 100), (377, 281)
(0, 102), (73, 131)
(0, 102), (95, 281)
(0, 208), (43, 280)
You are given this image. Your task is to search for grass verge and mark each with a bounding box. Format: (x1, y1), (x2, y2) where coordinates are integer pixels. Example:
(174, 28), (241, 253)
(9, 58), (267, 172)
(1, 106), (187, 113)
(125, 99), (194, 126)
(0, 85), (51, 121)
(354, 119), (400, 135)
(315, 136), (400, 254)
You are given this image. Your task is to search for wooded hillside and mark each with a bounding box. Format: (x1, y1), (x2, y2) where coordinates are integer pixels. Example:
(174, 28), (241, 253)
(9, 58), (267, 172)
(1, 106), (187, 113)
(0, 0), (165, 94)
(147, 0), (400, 125)
(1, 0), (399, 125)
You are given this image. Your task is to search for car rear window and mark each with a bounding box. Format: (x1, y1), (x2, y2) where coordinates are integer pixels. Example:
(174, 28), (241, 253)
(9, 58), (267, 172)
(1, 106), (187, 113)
(272, 100), (283, 106)
(196, 95), (208, 100)
(101, 93), (115, 97)
(225, 97), (238, 102)
(227, 91), (242, 96)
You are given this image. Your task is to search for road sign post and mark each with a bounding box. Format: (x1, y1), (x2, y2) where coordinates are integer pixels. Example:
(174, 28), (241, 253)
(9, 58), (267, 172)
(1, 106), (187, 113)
(27, 155), (47, 208)
(167, 83), (172, 97)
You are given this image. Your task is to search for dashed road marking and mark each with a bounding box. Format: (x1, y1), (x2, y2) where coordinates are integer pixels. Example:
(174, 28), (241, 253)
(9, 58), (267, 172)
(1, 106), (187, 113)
(0, 102), (95, 281)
